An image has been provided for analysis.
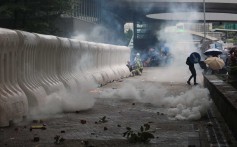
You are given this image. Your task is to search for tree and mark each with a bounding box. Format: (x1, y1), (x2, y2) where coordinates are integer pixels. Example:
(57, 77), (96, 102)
(0, 0), (72, 35)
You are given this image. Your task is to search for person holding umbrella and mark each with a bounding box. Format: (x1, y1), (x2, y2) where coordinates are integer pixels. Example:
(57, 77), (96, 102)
(186, 52), (201, 85)
(203, 47), (225, 74)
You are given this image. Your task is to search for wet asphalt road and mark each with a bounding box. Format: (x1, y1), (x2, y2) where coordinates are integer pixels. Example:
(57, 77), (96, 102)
(0, 68), (236, 147)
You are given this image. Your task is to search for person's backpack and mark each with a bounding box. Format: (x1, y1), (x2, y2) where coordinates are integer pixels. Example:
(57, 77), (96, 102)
(186, 57), (190, 65)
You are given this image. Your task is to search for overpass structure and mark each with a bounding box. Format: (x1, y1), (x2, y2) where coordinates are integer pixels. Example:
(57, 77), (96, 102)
(103, 0), (237, 49)
(104, 0), (237, 21)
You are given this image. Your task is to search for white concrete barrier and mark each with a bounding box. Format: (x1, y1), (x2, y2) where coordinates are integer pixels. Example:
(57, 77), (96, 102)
(35, 34), (65, 94)
(69, 39), (86, 84)
(120, 46), (131, 77)
(88, 42), (104, 84)
(57, 37), (77, 90)
(110, 45), (121, 80)
(101, 44), (117, 82)
(0, 28), (130, 127)
(97, 43), (110, 85)
(0, 28), (28, 127)
(16, 30), (47, 109)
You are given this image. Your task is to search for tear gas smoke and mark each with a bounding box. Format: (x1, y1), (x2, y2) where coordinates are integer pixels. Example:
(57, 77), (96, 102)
(155, 24), (203, 83)
(99, 82), (211, 120)
(72, 25), (108, 43)
(99, 8), (211, 120)
(29, 51), (98, 119)
(72, 25), (124, 45)
(29, 80), (97, 119)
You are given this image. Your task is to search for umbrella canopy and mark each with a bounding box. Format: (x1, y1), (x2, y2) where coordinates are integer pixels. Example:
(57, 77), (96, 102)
(189, 52), (201, 63)
(204, 57), (225, 70)
(204, 48), (222, 56)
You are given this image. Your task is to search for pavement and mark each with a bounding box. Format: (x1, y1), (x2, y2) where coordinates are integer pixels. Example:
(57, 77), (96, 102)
(0, 67), (236, 147)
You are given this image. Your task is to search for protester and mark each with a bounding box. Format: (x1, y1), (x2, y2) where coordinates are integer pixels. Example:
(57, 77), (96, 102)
(126, 61), (133, 72)
(133, 53), (143, 75)
(186, 56), (198, 85)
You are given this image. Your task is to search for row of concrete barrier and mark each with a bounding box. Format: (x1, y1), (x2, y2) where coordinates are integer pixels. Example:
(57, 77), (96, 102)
(0, 28), (131, 127)
(203, 75), (237, 138)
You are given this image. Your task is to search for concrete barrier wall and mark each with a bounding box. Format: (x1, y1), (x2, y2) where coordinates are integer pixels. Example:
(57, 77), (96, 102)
(203, 75), (237, 137)
(0, 29), (28, 127)
(0, 28), (130, 127)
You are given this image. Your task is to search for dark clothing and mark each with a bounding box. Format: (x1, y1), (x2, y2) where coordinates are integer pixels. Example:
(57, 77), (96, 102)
(186, 57), (194, 68)
(126, 64), (133, 72)
(186, 57), (197, 84)
(199, 61), (207, 70)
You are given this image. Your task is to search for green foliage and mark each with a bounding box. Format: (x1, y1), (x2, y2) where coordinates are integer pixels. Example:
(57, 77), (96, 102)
(0, 0), (72, 35)
(123, 124), (155, 143)
(230, 66), (237, 75)
(99, 116), (108, 123)
(226, 39), (237, 44)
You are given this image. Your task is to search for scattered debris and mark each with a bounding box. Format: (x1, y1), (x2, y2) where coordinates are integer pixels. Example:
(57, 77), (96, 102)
(207, 122), (213, 127)
(81, 140), (89, 145)
(91, 132), (95, 135)
(80, 120), (87, 124)
(75, 110), (80, 113)
(118, 79), (123, 82)
(30, 125), (46, 131)
(14, 128), (19, 131)
(32, 120), (38, 123)
(104, 127), (108, 131)
(157, 112), (160, 115)
(98, 116), (108, 123)
(132, 103), (135, 105)
(33, 135), (40, 142)
(117, 124), (121, 127)
(81, 140), (95, 147)
(123, 124), (154, 143)
(54, 135), (65, 144)
(90, 89), (101, 93)
(61, 130), (65, 133)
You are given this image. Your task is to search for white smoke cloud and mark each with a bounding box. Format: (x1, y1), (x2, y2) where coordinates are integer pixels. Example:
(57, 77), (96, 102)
(29, 80), (97, 119)
(29, 48), (98, 119)
(99, 82), (211, 120)
(72, 25), (108, 43)
(72, 25), (124, 45)
(98, 8), (211, 120)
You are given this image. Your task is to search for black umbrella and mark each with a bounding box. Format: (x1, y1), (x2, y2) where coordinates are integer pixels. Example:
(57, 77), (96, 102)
(189, 52), (201, 64)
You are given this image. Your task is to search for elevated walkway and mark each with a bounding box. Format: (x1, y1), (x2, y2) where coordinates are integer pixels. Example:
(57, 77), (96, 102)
(188, 31), (218, 41)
